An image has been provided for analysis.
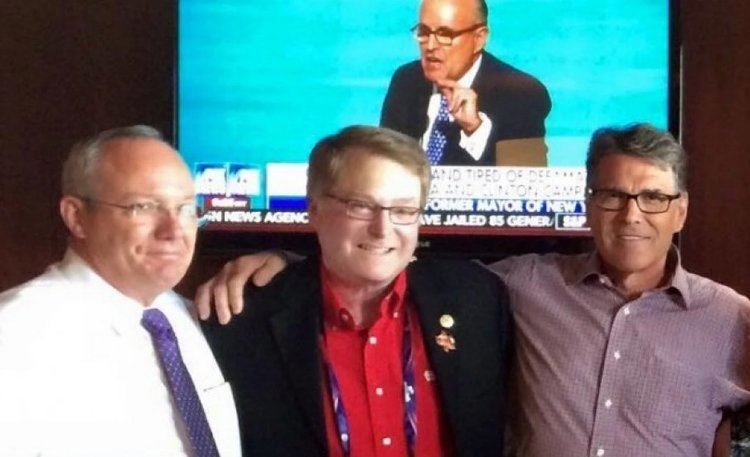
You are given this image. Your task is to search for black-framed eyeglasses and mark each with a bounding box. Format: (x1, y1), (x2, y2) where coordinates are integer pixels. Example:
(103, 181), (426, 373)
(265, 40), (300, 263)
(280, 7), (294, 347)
(587, 188), (682, 214)
(411, 22), (486, 46)
(325, 194), (422, 225)
(82, 197), (198, 221)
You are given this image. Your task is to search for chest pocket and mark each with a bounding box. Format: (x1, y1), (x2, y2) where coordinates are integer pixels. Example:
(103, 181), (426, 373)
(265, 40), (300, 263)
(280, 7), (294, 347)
(624, 349), (718, 440)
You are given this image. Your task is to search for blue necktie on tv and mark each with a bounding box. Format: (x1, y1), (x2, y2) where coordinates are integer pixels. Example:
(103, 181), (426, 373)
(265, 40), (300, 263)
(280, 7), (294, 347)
(426, 96), (451, 165)
(141, 308), (220, 457)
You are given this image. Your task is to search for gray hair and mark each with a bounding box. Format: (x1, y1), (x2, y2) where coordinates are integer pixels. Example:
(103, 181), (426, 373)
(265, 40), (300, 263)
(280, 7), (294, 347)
(61, 125), (164, 197)
(586, 123), (687, 192)
(307, 125), (431, 207)
(475, 0), (488, 23)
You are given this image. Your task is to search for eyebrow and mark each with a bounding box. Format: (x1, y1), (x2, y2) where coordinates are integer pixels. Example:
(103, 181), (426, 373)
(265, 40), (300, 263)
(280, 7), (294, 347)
(117, 193), (197, 201)
(598, 186), (672, 193)
(342, 193), (420, 205)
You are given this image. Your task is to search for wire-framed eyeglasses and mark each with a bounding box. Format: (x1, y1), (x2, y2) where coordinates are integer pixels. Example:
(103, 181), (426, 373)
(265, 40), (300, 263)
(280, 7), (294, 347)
(325, 194), (422, 225)
(82, 197), (198, 221)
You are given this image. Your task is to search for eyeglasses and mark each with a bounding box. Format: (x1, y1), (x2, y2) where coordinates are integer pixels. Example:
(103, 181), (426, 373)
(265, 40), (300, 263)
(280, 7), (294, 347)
(325, 194), (422, 225)
(587, 188), (682, 214)
(82, 197), (198, 222)
(411, 22), (486, 46)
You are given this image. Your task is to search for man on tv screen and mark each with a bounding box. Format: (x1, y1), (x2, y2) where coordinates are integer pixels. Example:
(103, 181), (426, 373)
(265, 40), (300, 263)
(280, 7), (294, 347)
(201, 126), (512, 456)
(380, 0), (551, 167)
(197, 124), (750, 456)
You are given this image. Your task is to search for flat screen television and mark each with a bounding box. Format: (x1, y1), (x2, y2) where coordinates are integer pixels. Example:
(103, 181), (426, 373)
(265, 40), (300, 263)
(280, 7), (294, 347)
(177, 0), (677, 257)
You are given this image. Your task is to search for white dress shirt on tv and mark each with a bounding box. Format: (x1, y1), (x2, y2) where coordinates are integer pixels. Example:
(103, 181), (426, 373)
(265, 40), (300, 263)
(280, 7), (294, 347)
(420, 54), (493, 161)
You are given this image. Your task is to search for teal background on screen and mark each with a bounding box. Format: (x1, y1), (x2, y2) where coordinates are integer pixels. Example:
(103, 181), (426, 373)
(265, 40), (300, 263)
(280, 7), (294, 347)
(179, 1), (668, 191)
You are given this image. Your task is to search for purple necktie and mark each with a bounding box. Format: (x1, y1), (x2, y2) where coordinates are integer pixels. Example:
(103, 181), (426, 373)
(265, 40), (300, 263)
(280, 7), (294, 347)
(141, 308), (220, 457)
(426, 96), (450, 165)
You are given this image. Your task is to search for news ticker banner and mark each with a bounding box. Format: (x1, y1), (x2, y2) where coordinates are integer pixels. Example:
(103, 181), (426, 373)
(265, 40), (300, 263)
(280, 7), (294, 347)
(194, 165), (589, 231)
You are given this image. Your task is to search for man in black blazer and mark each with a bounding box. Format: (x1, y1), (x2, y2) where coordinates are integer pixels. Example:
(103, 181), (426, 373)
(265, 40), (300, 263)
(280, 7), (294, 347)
(203, 126), (512, 456)
(380, 0), (551, 166)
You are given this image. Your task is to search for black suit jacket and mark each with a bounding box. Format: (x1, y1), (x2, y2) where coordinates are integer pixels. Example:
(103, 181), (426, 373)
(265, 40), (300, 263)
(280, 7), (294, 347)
(380, 51), (551, 165)
(203, 257), (512, 456)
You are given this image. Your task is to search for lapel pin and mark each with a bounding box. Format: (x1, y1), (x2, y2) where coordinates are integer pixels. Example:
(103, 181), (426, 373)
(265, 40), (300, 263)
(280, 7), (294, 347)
(435, 330), (456, 353)
(439, 314), (455, 329)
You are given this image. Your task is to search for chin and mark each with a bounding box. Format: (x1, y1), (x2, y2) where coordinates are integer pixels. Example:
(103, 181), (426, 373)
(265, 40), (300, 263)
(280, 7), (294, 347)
(150, 266), (188, 288)
(420, 64), (443, 83)
(353, 265), (402, 286)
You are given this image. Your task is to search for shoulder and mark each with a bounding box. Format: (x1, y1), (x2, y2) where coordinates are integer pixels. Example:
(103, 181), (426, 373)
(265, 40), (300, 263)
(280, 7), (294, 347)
(0, 267), (110, 364)
(389, 59), (426, 86)
(244, 257), (320, 312)
(392, 59), (423, 77)
(408, 257), (507, 299)
(489, 252), (581, 284)
(477, 51), (549, 97)
(0, 265), (86, 326)
(409, 257), (496, 280)
(683, 270), (750, 316)
(202, 258), (320, 334)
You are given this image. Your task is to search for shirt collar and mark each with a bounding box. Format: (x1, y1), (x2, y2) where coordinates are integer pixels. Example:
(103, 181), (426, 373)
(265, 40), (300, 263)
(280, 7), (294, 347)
(320, 262), (408, 330)
(59, 248), (178, 334)
(570, 246), (691, 308)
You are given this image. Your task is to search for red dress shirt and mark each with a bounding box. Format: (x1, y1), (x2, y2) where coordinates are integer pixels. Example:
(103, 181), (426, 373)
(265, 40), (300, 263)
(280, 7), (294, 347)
(319, 265), (450, 457)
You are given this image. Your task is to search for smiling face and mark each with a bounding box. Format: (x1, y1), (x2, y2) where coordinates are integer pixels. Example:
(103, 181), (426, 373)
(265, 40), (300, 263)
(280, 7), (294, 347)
(418, 0), (487, 83)
(586, 153), (688, 289)
(62, 138), (197, 305)
(309, 153), (421, 292)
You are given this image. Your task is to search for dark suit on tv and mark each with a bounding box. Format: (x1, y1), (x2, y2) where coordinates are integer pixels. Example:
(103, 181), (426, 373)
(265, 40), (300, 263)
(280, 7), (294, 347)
(380, 51), (551, 165)
(203, 257), (512, 457)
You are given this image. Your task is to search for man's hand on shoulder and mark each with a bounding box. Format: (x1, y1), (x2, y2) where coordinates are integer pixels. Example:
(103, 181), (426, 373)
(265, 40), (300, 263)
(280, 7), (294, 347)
(438, 79), (482, 134)
(195, 251), (289, 324)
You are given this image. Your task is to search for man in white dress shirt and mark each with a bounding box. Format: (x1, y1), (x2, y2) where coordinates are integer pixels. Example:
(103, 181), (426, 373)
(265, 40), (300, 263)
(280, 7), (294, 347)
(0, 126), (240, 456)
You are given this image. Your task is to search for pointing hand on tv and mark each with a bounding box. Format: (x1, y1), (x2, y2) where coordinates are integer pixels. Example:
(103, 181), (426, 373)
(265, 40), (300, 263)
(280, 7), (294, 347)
(437, 79), (482, 135)
(195, 251), (289, 324)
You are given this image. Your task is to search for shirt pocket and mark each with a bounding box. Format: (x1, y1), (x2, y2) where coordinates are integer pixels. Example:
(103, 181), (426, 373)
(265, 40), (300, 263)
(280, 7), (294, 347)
(636, 349), (718, 439)
(200, 381), (241, 457)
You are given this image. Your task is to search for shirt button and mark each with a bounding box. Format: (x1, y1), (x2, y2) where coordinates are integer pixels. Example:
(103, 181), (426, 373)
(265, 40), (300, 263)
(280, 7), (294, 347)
(393, 311), (399, 318)
(623, 306), (631, 316)
(604, 399), (612, 409)
(375, 387), (384, 396)
(382, 437), (392, 446)
(613, 350), (621, 360)
(368, 336), (378, 345)
(596, 448), (605, 456)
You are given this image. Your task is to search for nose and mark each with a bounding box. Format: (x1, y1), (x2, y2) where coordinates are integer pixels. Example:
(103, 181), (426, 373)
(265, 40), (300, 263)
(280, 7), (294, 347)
(620, 197), (643, 224)
(425, 32), (438, 51)
(154, 209), (186, 239)
(367, 208), (393, 238)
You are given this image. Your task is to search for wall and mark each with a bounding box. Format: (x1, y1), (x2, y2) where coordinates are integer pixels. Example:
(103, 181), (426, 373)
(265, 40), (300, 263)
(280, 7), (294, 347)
(0, 1), (748, 297)
(0, 1), (174, 288)
(680, 0), (750, 296)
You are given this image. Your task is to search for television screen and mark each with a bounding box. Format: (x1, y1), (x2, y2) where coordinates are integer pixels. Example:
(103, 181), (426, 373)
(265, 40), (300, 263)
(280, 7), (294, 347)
(178, 0), (672, 236)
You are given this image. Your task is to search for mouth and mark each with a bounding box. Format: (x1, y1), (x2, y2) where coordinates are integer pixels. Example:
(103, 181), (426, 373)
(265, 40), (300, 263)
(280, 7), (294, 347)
(358, 243), (395, 255)
(423, 54), (442, 65)
(615, 234), (649, 242)
(149, 251), (185, 259)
